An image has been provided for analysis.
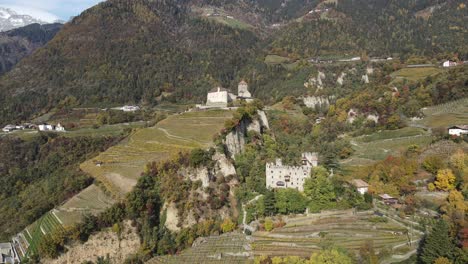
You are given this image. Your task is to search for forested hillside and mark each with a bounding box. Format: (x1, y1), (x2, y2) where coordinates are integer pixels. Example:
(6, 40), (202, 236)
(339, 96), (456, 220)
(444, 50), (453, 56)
(271, 0), (468, 58)
(0, 134), (122, 241)
(0, 0), (259, 124)
(0, 23), (62, 75)
(0, 0), (466, 125)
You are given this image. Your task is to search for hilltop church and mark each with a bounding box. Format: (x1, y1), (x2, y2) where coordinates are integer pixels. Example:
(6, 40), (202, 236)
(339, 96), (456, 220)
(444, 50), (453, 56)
(266, 152), (319, 192)
(202, 80), (254, 108)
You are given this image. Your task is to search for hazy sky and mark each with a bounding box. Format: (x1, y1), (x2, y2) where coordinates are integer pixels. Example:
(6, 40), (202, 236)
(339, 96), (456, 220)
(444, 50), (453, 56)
(0, 0), (103, 21)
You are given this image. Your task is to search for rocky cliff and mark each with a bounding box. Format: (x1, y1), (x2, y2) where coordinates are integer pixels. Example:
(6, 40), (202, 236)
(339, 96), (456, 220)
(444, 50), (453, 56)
(224, 110), (269, 159)
(46, 221), (140, 264)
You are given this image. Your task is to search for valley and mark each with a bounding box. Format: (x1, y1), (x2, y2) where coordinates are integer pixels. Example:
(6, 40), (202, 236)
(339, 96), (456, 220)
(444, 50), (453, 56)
(0, 0), (466, 263)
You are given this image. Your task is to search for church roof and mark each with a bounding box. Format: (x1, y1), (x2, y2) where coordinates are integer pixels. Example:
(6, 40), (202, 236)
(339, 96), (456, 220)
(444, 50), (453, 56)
(209, 86), (231, 93)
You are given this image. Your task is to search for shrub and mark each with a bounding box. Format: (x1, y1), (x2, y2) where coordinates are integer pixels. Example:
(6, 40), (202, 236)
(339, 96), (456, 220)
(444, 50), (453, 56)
(264, 218), (274, 232)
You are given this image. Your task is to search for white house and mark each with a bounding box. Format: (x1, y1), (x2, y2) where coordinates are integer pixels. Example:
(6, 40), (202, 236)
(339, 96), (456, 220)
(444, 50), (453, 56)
(38, 124), (54, 131)
(448, 125), (468, 136)
(350, 179), (369, 195)
(38, 123), (66, 132)
(121, 105), (140, 112)
(443, 60), (457, 67)
(55, 123), (66, 132)
(266, 152), (319, 192)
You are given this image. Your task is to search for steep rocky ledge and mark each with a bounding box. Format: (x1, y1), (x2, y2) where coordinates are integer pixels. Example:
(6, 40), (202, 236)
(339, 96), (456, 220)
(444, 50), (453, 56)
(224, 110), (269, 159)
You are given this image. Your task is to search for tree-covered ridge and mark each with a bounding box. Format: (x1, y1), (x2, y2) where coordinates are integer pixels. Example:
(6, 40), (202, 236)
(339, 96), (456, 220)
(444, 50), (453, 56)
(271, 0), (468, 58)
(0, 23), (62, 75)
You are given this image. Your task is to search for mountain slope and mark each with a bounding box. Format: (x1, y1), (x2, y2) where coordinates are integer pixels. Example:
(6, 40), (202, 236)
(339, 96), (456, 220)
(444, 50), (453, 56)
(0, 23), (62, 75)
(0, 0), (259, 124)
(0, 7), (51, 32)
(270, 0), (468, 57)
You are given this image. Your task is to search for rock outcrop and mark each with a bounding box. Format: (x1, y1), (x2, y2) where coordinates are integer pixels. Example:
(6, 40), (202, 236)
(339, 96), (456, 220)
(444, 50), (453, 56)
(303, 96), (330, 109)
(304, 71), (326, 90)
(47, 221), (140, 264)
(224, 110), (269, 159)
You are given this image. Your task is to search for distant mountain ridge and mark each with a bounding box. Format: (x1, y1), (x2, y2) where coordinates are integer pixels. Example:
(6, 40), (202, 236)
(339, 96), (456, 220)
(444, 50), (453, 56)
(0, 7), (53, 32)
(0, 23), (62, 75)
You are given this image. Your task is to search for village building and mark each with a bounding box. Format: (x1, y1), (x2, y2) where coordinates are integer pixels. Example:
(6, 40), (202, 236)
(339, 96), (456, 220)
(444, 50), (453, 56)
(442, 60), (457, 67)
(266, 152), (319, 192)
(0, 242), (19, 264)
(448, 125), (468, 136)
(38, 123), (66, 132)
(379, 194), (399, 205)
(350, 179), (369, 195)
(121, 105), (140, 112)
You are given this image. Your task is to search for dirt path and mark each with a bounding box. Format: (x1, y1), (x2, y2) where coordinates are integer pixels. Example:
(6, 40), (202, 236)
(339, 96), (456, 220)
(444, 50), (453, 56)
(242, 195), (263, 233)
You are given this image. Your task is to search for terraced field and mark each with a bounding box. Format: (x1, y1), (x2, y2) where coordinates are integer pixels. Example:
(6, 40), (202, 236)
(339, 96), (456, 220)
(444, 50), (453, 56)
(149, 233), (251, 264)
(410, 98), (468, 129)
(14, 110), (232, 259)
(344, 127), (434, 165)
(80, 110), (232, 198)
(252, 211), (420, 259)
(391, 67), (443, 82)
(18, 211), (65, 256)
(53, 184), (115, 226)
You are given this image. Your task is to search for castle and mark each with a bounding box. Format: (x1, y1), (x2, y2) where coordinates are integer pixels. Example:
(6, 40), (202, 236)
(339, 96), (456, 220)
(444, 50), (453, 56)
(266, 152), (318, 192)
(201, 80), (254, 108)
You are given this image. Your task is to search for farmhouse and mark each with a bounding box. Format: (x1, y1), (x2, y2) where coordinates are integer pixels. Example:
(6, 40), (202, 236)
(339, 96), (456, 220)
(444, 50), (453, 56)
(350, 179), (369, 195)
(266, 152), (319, 192)
(442, 60), (457, 67)
(448, 125), (468, 136)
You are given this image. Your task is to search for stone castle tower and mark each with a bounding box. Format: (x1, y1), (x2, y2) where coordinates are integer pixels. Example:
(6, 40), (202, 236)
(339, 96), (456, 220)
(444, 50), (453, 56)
(237, 80), (251, 98)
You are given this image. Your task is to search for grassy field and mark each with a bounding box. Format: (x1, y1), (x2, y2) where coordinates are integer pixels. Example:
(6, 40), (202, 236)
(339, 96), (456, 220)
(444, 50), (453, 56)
(391, 67), (443, 82)
(252, 211), (420, 259)
(80, 110), (232, 198)
(149, 232), (251, 264)
(410, 98), (468, 129)
(265, 55), (291, 65)
(344, 127), (433, 165)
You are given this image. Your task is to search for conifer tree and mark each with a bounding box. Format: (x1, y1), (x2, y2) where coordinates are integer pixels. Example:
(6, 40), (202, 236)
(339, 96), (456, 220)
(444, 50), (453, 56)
(420, 220), (455, 264)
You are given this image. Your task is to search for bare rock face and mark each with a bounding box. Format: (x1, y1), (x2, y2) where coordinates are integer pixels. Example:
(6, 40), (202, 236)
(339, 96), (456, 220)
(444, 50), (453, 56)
(361, 74), (369, 84)
(337, 72), (346, 85)
(304, 71), (326, 90)
(214, 153), (236, 176)
(303, 96), (330, 109)
(47, 221), (140, 264)
(224, 110), (269, 159)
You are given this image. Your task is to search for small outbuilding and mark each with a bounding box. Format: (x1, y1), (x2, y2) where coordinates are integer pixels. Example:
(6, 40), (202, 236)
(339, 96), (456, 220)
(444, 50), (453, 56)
(379, 194), (398, 205)
(442, 60), (457, 67)
(350, 179), (369, 195)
